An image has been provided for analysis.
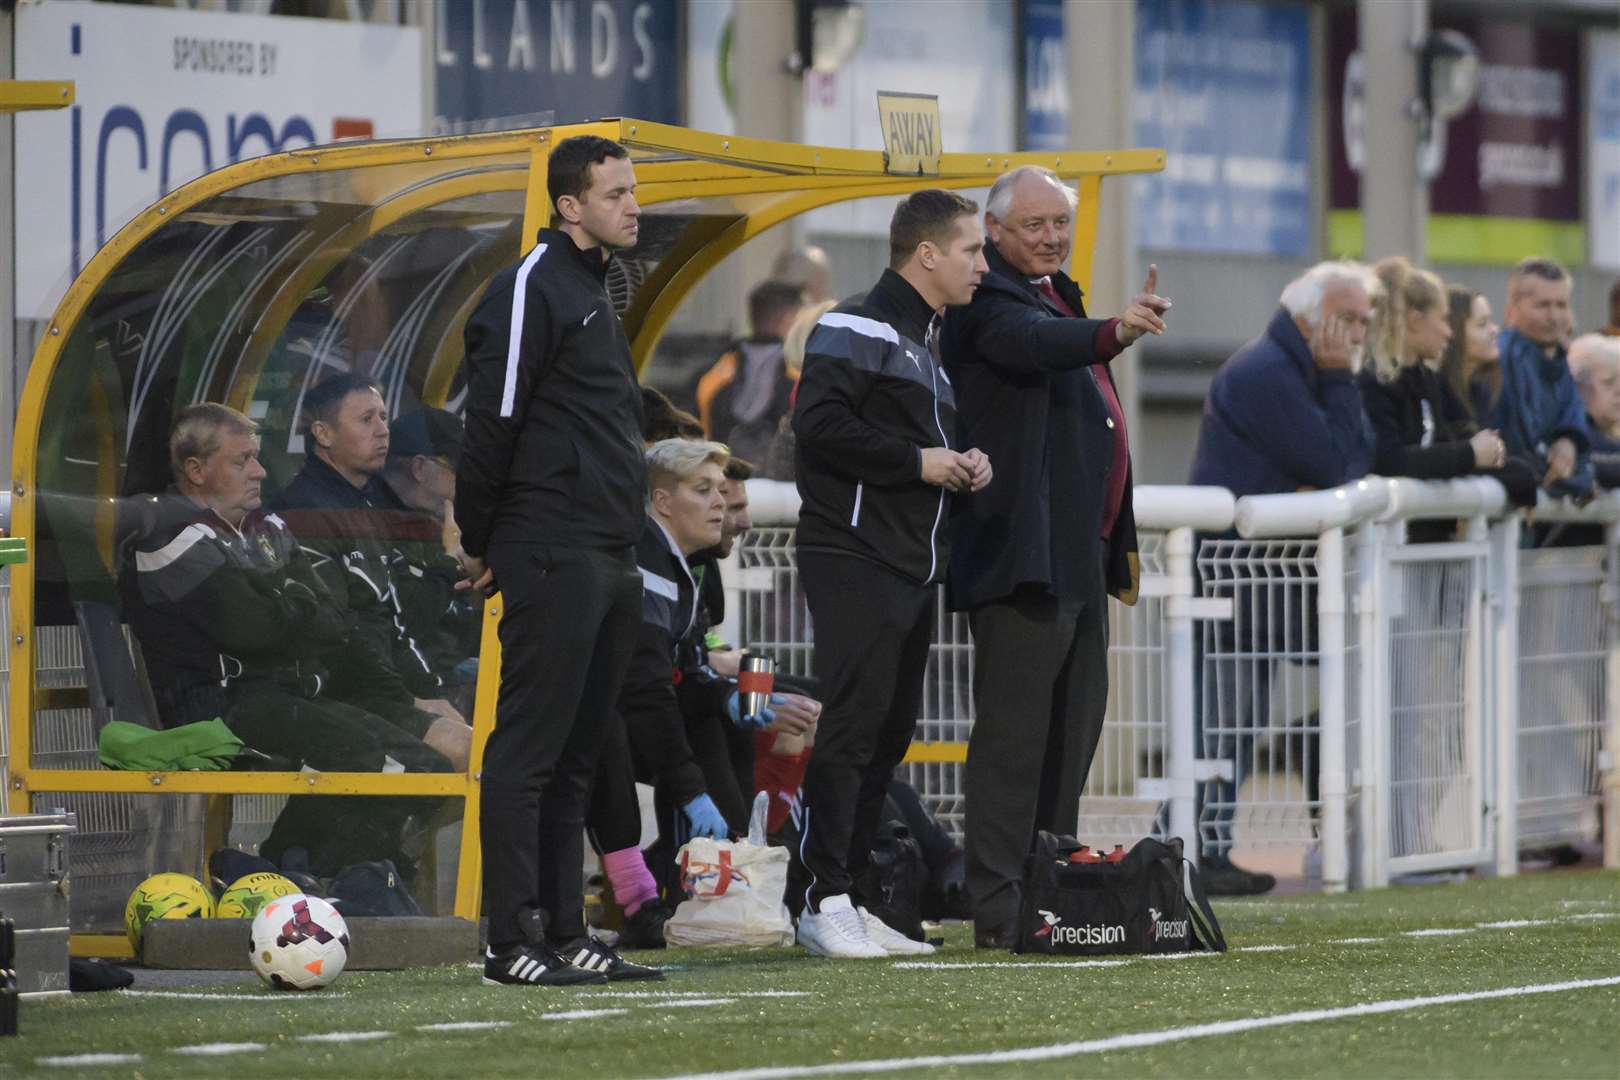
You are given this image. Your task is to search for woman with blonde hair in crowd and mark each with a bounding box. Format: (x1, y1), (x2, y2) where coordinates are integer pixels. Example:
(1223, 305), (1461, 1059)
(1358, 256), (1537, 515)
(1437, 284), (1503, 424)
(763, 299), (838, 481)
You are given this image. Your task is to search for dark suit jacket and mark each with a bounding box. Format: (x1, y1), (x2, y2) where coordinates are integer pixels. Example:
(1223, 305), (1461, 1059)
(940, 240), (1139, 613)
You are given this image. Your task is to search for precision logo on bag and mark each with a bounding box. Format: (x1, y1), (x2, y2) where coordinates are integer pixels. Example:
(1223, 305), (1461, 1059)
(1148, 906), (1190, 942)
(1033, 910), (1126, 946)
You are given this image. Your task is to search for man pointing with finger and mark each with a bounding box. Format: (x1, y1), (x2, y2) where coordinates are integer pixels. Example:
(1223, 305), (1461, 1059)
(793, 189), (992, 958)
(941, 166), (1169, 949)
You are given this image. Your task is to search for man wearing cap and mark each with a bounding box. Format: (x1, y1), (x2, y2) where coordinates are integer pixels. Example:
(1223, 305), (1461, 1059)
(379, 407), (483, 712)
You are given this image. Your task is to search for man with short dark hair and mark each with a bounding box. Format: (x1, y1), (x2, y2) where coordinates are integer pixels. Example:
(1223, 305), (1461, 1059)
(695, 280), (806, 465)
(942, 166), (1169, 947)
(273, 377), (470, 772)
(122, 403), (453, 876)
(377, 408), (482, 710)
(456, 134), (653, 986)
(1489, 257), (1592, 497)
(792, 188), (992, 958)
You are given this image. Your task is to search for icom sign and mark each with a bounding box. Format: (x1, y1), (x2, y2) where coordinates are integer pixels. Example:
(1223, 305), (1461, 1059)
(14, 2), (422, 319)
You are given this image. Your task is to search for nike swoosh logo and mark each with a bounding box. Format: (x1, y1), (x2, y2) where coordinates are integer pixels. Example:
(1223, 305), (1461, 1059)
(582, 309), (599, 327)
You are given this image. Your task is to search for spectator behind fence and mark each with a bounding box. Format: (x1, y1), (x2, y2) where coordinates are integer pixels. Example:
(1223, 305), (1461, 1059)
(695, 281), (805, 465)
(273, 377), (472, 773)
(942, 167), (1166, 948)
(1568, 334), (1620, 489)
(762, 299), (838, 482)
(1357, 258), (1536, 525)
(1191, 261), (1376, 498)
(1187, 261), (1376, 896)
(1438, 285), (1503, 424)
(121, 404), (453, 877)
(376, 408), (483, 716)
(1604, 279), (1620, 337)
(771, 245), (835, 304)
(1488, 258), (1593, 499)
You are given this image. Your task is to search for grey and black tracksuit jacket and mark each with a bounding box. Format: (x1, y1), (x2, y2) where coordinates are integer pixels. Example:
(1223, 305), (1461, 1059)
(454, 226), (646, 557)
(793, 267), (957, 586)
(120, 491), (411, 729)
(273, 455), (442, 698)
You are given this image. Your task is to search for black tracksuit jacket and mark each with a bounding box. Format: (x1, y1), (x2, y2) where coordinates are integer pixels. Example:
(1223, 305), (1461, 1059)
(792, 269), (956, 587)
(120, 492), (410, 728)
(455, 227), (646, 557)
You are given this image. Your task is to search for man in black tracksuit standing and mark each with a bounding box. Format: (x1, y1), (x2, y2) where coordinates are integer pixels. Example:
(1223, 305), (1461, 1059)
(456, 135), (658, 986)
(793, 190), (993, 958)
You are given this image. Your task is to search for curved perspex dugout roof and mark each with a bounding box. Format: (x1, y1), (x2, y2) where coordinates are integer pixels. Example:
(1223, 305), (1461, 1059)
(7, 118), (1161, 935)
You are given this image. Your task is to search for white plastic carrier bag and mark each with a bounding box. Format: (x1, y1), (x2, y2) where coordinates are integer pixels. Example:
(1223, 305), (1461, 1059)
(664, 792), (795, 947)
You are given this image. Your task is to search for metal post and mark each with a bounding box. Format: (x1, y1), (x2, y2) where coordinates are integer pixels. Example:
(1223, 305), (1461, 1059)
(1604, 520), (1620, 869)
(1352, 522), (1379, 888)
(1164, 526), (1199, 860)
(1317, 525), (1349, 892)
(1488, 513), (1520, 877)
(1358, 0), (1427, 262)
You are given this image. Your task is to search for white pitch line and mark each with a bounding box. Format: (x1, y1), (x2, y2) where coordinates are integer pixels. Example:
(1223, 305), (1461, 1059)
(1402, 928), (1474, 938)
(542, 1008), (630, 1021)
(643, 974), (1620, 1080)
(417, 1021), (515, 1032)
(892, 960), (1128, 970)
(297, 1031), (394, 1043)
(1565, 912), (1620, 921)
(119, 989), (340, 1001)
(172, 1043), (268, 1056)
(1475, 919), (1555, 930)
(36, 1054), (144, 1068)
(644, 998), (736, 1008)
(1327, 937), (1381, 945)
(1236, 944), (1298, 953)
(595, 991), (815, 999)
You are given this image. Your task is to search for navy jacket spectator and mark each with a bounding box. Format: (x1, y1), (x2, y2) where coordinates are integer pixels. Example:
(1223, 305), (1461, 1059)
(940, 239), (1139, 611)
(1488, 327), (1593, 498)
(1190, 307), (1374, 498)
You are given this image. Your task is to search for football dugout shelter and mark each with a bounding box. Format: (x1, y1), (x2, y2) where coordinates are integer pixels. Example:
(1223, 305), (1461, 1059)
(3, 117), (1163, 956)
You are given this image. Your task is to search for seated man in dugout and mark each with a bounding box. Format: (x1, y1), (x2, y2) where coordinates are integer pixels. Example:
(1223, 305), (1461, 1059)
(120, 403), (454, 877)
(272, 375), (471, 773)
(375, 407), (483, 717)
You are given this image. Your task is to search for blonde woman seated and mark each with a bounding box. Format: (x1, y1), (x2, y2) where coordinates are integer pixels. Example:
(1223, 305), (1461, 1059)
(1357, 257), (1538, 532)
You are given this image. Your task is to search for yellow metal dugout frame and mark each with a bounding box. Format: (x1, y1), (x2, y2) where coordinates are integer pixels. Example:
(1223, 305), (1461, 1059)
(8, 118), (1162, 950)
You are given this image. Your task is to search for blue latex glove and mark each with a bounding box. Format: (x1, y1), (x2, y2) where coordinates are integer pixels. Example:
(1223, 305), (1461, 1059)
(682, 793), (729, 839)
(725, 689), (781, 730)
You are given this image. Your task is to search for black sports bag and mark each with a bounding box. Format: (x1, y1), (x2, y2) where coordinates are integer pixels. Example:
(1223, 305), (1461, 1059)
(1014, 834), (1226, 955)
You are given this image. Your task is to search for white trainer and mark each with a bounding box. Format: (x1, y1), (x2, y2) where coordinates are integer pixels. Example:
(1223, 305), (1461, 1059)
(859, 907), (936, 955)
(797, 894), (886, 958)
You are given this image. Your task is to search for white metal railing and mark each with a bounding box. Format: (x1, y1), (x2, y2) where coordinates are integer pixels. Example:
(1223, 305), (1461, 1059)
(729, 478), (1620, 891)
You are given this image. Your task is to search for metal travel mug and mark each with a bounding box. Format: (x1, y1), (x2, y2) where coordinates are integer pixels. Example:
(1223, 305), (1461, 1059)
(738, 653), (776, 721)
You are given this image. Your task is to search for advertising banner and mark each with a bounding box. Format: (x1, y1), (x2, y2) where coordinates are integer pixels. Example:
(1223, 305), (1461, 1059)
(1328, 10), (1585, 265)
(1023, 0), (1068, 152)
(15, 0), (421, 319)
(433, 0), (679, 133)
(1589, 30), (1620, 270)
(1133, 0), (1312, 257)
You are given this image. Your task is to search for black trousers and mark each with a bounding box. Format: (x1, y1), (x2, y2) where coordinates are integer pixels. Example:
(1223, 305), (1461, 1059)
(481, 543), (641, 951)
(963, 579), (1109, 933)
(227, 685), (452, 877)
(799, 551), (934, 913)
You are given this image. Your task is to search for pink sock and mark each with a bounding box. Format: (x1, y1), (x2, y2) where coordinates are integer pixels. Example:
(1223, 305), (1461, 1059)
(603, 846), (659, 916)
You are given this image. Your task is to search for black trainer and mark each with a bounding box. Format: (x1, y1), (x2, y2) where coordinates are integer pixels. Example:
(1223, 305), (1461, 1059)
(556, 935), (665, 981)
(616, 902), (670, 950)
(482, 943), (607, 987)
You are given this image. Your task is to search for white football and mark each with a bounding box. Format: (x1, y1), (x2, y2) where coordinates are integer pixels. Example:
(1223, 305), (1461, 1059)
(248, 893), (351, 991)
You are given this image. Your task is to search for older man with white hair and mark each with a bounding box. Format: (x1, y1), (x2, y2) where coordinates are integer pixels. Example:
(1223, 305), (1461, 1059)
(1568, 333), (1620, 488)
(1186, 261), (1377, 895)
(940, 165), (1171, 949)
